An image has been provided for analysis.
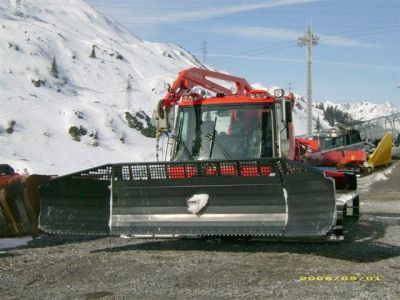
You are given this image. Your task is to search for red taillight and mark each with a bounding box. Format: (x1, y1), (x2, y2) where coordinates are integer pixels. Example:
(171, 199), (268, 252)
(167, 165), (196, 179)
(220, 165), (238, 176)
(167, 164), (272, 178)
(240, 166), (271, 176)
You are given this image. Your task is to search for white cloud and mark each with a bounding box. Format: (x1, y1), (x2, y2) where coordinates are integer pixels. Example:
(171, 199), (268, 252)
(205, 54), (398, 70)
(105, 0), (320, 25)
(207, 53), (303, 63)
(215, 27), (300, 40)
(320, 34), (381, 48)
(211, 26), (382, 48)
(315, 60), (399, 70)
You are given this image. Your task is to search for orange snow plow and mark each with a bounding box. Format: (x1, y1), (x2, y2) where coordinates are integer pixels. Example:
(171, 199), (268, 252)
(367, 132), (393, 169)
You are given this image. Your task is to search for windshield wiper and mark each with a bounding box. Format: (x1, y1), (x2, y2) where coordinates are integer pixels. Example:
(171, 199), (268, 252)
(206, 117), (232, 159)
(174, 137), (194, 160)
(174, 118), (194, 160)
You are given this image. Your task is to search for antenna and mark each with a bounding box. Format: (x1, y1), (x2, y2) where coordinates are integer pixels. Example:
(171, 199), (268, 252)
(126, 74), (133, 111)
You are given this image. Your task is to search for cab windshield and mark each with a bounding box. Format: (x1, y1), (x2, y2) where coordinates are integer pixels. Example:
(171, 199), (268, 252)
(319, 136), (346, 150)
(173, 104), (274, 161)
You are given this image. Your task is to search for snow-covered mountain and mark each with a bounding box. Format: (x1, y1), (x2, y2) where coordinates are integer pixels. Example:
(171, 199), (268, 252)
(0, 0), (202, 174)
(324, 101), (399, 122)
(291, 96), (398, 134)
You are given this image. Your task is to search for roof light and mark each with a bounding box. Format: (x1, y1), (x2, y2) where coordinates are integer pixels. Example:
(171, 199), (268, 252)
(230, 85), (238, 95)
(249, 90), (268, 99)
(274, 89), (284, 98)
(182, 92), (204, 101)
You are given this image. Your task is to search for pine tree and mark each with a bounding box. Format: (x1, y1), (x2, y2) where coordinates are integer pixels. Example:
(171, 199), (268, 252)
(343, 112), (353, 125)
(89, 45), (96, 58)
(50, 56), (58, 79)
(323, 106), (334, 126)
(315, 115), (322, 131)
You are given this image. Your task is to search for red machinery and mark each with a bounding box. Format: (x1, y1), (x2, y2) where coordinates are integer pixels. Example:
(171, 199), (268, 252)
(0, 164), (50, 236)
(156, 68), (354, 186)
(156, 67), (297, 161)
(296, 126), (392, 173)
(39, 68), (359, 240)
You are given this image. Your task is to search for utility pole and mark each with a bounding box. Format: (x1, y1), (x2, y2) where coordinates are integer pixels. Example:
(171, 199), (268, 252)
(126, 74), (133, 111)
(298, 24), (319, 139)
(202, 41), (208, 65)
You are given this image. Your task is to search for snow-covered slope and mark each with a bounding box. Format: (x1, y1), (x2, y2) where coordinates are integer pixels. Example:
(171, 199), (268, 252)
(292, 95), (329, 134)
(0, 0), (202, 174)
(289, 95), (398, 135)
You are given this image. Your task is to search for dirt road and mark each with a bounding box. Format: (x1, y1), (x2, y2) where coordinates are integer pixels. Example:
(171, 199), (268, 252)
(1, 163), (399, 299)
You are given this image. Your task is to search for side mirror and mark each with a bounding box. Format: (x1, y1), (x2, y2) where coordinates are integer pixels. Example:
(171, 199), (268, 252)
(285, 101), (292, 123)
(164, 83), (171, 92)
(151, 100), (175, 131)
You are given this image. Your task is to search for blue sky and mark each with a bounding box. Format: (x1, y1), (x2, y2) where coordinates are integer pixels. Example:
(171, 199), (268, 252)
(87, 0), (400, 106)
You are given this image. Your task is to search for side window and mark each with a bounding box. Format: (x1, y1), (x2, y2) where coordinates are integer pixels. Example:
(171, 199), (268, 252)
(180, 112), (189, 140)
(280, 127), (290, 156)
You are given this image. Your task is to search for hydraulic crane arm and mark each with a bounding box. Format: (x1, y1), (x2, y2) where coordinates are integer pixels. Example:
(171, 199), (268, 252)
(161, 67), (253, 108)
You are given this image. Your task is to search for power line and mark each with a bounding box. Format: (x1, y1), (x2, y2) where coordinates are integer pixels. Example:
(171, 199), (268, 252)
(201, 26), (399, 67)
(208, 41), (294, 65)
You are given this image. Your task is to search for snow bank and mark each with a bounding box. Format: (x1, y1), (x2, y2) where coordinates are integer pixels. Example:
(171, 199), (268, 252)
(358, 164), (396, 193)
(0, 237), (32, 250)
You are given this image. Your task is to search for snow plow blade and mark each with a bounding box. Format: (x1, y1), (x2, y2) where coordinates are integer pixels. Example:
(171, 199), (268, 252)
(0, 174), (51, 236)
(39, 159), (351, 239)
(367, 132), (392, 169)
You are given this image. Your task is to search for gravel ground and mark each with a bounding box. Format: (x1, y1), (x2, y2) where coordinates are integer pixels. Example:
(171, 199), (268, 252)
(1, 162), (399, 299)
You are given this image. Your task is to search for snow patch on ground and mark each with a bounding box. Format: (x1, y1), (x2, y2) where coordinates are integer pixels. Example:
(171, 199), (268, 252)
(0, 237), (32, 250)
(358, 164), (396, 193)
